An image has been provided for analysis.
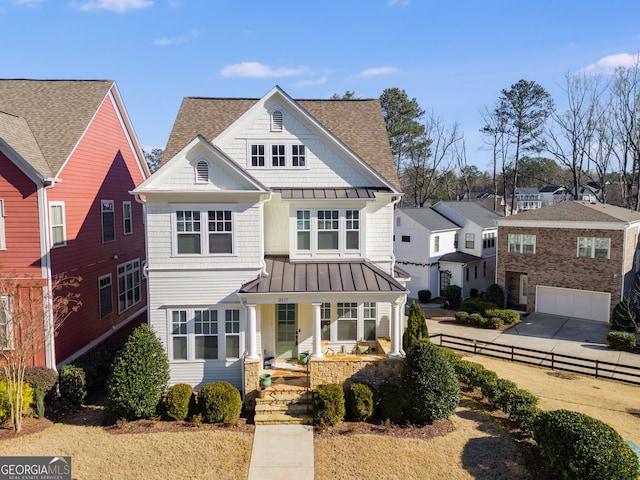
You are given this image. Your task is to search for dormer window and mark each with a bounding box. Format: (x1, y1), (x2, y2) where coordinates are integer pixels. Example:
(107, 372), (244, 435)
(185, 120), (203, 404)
(271, 110), (283, 132)
(196, 160), (209, 183)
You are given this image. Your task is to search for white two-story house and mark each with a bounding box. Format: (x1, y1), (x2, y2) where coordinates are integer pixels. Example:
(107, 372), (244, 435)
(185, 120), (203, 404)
(132, 86), (408, 392)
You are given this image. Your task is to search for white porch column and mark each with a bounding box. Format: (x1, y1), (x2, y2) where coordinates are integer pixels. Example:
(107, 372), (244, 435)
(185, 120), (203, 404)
(390, 300), (402, 357)
(246, 304), (259, 360)
(311, 302), (323, 358)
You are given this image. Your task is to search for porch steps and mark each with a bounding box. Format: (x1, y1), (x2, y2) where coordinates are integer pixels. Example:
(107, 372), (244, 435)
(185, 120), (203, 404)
(254, 387), (313, 425)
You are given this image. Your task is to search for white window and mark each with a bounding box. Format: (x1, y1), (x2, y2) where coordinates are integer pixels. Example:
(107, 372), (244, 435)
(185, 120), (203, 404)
(98, 274), (112, 319)
(175, 209), (233, 255)
(508, 234), (536, 254)
(251, 144), (265, 167)
(176, 210), (201, 254)
(271, 110), (283, 132)
(195, 309), (218, 359)
(434, 235), (440, 253)
(102, 200), (115, 243)
(363, 302), (376, 341)
(0, 199), (5, 250)
(345, 210), (359, 250)
(123, 201), (132, 235)
(296, 210), (311, 250)
(337, 302), (358, 341)
(195, 160), (209, 183)
(318, 210), (339, 250)
(465, 233), (475, 249)
(225, 309), (240, 358)
(292, 145), (306, 167)
(171, 310), (188, 360)
(0, 296), (11, 350)
(117, 259), (140, 313)
(50, 202), (66, 247)
(271, 144), (286, 167)
(578, 237), (610, 259)
(320, 303), (331, 341)
(207, 210), (233, 254)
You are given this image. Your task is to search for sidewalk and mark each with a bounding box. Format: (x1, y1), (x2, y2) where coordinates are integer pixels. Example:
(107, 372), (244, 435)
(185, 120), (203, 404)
(247, 424), (314, 480)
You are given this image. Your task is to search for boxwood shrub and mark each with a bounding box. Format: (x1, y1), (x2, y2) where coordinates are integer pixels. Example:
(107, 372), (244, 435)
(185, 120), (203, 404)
(488, 317), (504, 329)
(376, 383), (404, 423)
(417, 290), (432, 303)
(455, 311), (469, 324)
(485, 308), (520, 325)
(606, 331), (636, 351)
(502, 388), (539, 433)
(59, 364), (87, 406)
(346, 383), (374, 422)
(454, 360), (490, 388)
(401, 340), (460, 423)
(460, 298), (499, 315)
(164, 383), (195, 421)
(313, 384), (345, 427)
(198, 381), (242, 424)
(533, 409), (639, 480)
(483, 283), (505, 307)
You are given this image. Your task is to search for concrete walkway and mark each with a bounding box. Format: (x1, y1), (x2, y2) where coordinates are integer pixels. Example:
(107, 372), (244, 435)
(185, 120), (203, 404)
(247, 424), (314, 480)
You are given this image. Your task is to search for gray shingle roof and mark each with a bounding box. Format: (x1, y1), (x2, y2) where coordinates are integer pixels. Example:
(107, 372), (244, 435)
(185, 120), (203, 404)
(434, 201), (502, 228)
(399, 208), (459, 231)
(239, 256), (407, 294)
(163, 95), (399, 190)
(0, 79), (113, 176)
(502, 200), (640, 224)
(438, 252), (483, 264)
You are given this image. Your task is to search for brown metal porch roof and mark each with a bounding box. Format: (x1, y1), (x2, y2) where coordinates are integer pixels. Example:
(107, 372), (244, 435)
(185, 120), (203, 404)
(239, 256), (407, 294)
(273, 187), (391, 200)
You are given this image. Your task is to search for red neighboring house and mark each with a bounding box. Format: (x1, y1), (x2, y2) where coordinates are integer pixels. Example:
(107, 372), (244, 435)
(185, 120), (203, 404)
(0, 79), (149, 368)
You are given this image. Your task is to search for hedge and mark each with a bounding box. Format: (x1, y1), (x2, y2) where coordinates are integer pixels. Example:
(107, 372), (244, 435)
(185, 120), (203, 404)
(606, 331), (636, 351)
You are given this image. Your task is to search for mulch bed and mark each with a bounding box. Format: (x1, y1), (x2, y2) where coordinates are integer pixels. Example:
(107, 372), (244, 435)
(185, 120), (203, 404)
(314, 417), (454, 440)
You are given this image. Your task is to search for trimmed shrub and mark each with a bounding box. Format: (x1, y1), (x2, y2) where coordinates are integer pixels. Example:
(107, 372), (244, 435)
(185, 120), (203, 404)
(71, 350), (116, 393)
(403, 301), (429, 353)
(611, 301), (638, 333)
(607, 331), (636, 351)
(23, 366), (58, 395)
(59, 365), (87, 406)
(480, 375), (514, 405)
(346, 383), (374, 422)
(488, 317), (504, 329)
(164, 383), (195, 421)
(417, 290), (432, 303)
(455, 311), (469, 324)
(377, 383), (404, 423)
(402, 340), (460, 423)
(483, 283), (505, 307)
(468, 313), (485, 327)
(0, 380), (34, 425)
(445, 285), (462, 309)
(313, 384), (345, 427)
(198, 381), (242, 424)
(502, 388), (539, 433)
(439, 347), (462, 368)
(106, 324), (169, 421)
(460, 298), (499, 315)
(485, 308), (520, 325)
(454, 360), (489, 388)
(533, 409), (639, 480)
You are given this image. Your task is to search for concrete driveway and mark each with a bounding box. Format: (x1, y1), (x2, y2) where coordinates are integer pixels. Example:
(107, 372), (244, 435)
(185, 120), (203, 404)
(503, 312), (611, 344)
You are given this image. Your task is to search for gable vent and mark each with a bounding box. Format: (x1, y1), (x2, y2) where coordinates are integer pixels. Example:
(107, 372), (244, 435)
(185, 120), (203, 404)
(271, 110), (283, 132)
(195, 160), (209, 183)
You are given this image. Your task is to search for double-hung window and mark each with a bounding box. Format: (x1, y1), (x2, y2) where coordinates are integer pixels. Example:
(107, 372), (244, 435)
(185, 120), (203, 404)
(320, 303), (331, 341)
(176, 209), (233, 255)
(317, 210), (339, 250)
(251, 144), (265, 167)
(363, 302), (376, 341)
(345, 210), (359, 250)
(195, 309), (218, 359)
(117, 259), (140, 313)
(465, 233), (475, 249)
(98, 274), (113, 319)
(171, 310), (188, 360)
(176, 210), (201, 254)
(434, 235), (440, 253)
(272, 144), (286, 167)
(102, 200), (115, 242)
(0, 296), (10, 350)
(50, 202), (66, 247)
(292, 145), (306, 167)
(225, 309), (240, 358)
(337, 302), (358, 341)
(508, 234), (536, 254)
(578, 237), (610, 259)
(208, 210), (233, 254)
(296, 210), (311, 250)
(123, 201), (132, 235)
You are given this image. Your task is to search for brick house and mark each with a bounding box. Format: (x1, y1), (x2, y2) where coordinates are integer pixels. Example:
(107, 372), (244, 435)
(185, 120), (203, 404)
(496, 200), (640, 322)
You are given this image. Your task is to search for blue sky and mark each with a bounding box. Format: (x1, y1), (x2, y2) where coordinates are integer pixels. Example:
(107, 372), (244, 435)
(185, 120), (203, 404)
(2, 0), (640, 171)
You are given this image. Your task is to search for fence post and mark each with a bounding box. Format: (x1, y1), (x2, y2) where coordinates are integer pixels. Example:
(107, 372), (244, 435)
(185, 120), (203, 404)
(511, 345), (514, 361)
(551, 353), (554, 370)
(595, 360), (599, 378)
(473, 339), (477, 354)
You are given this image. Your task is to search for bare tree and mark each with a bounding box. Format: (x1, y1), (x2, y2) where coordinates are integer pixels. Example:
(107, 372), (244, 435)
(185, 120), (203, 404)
(0, 273), (81, 432)
(480, 101), (511, 213)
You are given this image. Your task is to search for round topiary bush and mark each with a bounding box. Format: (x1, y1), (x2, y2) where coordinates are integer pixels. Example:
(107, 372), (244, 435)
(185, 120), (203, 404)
(165, 383), (195, 421)
(346, 383), (374, 422)
(483, 283), (505, 308)
(377, 383), (404, 423)
(418, 290), (432, 303)
(533, 409), (639, 480)
(401, 339), (460, 423)
(313, 384), (345, 427)
(455, 311), (469, 324)
(59, 364), (87, 406)
(488, 317), (504, 329)
(198, 381), (242, 424)
(106, 324), (169, 421)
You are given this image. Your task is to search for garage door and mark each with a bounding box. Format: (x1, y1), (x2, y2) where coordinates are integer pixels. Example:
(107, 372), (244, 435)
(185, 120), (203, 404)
(536, 286), (610, 322)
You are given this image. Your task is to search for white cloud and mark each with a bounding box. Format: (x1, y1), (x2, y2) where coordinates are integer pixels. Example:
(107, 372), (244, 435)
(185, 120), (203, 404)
(152, 29), (200, 46)
(355, 66), (399, 78)
(582, 53), (640, 75)
(290, 76), (328, 88)
(71, 0), (153, 12)
(220, 62), (308, 78)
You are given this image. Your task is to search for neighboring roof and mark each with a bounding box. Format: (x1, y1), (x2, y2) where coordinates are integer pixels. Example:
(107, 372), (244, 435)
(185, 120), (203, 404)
(163, 95), (399, 189)
(500, 200), (640, 224)
(0, 79), (114, 176)
(275, 187), (391, 200)
(540, 186), (566, 193)
(238, 256), (407, 294)
(433, 201), (502, 228)
(515, 187), (540, 195)
(438, 252), (483, 264)
(393, 264), (411, 279)
(0, 111), (52, 178)
(399, 207), (459, 231)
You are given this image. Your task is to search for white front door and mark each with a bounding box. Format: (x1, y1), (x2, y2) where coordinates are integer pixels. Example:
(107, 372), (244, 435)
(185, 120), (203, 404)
(519, 275), (528, 305)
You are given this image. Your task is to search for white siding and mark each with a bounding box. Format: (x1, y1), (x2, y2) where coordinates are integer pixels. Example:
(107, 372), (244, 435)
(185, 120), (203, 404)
(264, 199), (289, 254)
(365, 201), (394, 271)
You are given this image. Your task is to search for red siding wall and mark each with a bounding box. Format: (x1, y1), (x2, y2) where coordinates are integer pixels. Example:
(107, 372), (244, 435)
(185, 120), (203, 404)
(48, 94), (148, 363)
